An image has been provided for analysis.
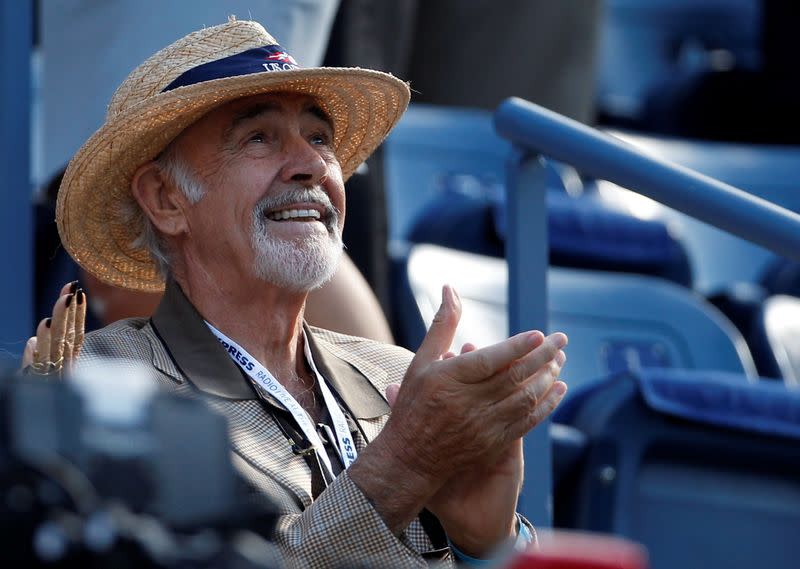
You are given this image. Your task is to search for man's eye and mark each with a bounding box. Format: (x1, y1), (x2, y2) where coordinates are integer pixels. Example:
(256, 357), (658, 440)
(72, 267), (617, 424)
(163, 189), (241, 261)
(310, 133), (330, 146)
(248, 133), (265, 143)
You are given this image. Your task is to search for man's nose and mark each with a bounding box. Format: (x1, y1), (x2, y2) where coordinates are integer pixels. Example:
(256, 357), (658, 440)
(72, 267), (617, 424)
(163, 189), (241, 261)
(280, 133), (328, 185)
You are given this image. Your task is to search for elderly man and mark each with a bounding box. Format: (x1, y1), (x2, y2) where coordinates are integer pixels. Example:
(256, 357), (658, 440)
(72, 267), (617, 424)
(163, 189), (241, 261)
(48, 19), (567, 567)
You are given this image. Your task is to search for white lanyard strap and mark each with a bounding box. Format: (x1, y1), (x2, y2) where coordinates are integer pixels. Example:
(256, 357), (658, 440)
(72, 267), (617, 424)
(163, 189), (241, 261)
(204, 322), (357, 476)
(302, 333), (358, 468)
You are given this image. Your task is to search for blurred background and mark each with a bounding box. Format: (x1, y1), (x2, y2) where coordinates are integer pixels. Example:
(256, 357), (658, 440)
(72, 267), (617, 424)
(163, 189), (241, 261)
(3, 0), (799, 353)
(2, 2), (800, 568)
(4, 0), (605, 356)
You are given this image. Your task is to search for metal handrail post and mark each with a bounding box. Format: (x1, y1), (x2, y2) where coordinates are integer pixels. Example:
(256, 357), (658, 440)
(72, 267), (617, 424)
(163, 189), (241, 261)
(505, 148), (551, 526)
(0, 0), (32, 368)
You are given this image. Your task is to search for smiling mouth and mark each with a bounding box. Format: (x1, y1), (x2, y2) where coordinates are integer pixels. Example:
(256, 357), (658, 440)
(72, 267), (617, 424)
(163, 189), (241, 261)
(265, 208), (323, 221)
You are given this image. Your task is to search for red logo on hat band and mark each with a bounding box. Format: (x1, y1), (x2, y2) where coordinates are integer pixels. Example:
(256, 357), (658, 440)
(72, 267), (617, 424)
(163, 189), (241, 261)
(265, 50), (297, 65)
(161, 44), (300, 93)
(262, 44), (299, 71)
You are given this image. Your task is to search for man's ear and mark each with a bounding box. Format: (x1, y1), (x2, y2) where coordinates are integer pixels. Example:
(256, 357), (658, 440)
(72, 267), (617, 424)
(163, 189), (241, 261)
(130, 161), (189, 237)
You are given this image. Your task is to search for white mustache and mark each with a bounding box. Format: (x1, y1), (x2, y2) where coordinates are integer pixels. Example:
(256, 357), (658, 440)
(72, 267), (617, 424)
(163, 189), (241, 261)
(253, 187), (339, 231)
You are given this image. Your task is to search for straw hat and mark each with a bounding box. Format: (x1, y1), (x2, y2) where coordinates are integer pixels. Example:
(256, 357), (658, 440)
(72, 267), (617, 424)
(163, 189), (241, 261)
(56, 18), (410, 292)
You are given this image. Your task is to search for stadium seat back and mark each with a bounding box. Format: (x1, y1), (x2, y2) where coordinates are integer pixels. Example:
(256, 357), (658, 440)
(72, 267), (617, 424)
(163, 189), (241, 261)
(398, 245), (756, 390)
(554, 369), (800, 569)
(752, 294), (800, 387)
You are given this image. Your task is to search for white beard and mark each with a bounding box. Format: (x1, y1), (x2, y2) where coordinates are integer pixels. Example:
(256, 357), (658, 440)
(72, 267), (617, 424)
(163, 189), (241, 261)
(250, 188), (344, 292)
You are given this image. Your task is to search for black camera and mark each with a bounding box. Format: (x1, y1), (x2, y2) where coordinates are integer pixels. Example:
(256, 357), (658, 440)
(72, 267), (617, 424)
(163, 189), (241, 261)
(0, 360), (280, 568)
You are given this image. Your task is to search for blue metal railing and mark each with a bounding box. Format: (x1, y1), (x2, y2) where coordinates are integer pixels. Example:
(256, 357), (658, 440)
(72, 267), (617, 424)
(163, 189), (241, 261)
(497, 97), (800, 261)
(494, 96), (800, 527)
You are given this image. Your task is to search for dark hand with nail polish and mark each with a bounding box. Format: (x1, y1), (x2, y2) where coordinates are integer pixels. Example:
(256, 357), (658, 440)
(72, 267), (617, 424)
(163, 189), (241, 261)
(21, 281), (88, 376)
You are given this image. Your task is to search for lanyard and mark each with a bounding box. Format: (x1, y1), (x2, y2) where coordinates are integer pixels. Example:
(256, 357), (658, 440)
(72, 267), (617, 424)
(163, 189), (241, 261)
(205, 322), (358, 477)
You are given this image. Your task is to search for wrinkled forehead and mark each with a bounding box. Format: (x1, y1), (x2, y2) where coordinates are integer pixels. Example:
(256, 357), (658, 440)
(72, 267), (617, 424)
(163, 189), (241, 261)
(195, 91), (333, 134)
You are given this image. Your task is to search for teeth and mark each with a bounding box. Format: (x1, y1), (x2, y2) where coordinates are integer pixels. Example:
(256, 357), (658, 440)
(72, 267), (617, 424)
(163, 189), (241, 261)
(267, 209), (322, 221)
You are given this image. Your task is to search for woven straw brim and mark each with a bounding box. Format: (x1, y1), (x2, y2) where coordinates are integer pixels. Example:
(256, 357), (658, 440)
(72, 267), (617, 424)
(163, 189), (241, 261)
(57, 67), (409, 292)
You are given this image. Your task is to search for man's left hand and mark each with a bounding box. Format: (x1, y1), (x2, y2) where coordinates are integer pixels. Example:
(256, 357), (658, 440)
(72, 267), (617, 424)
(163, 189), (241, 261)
(427, 437), (523, 557)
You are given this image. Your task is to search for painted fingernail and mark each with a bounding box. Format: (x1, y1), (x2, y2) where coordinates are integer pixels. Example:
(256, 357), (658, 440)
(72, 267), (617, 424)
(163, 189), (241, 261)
(77, 290), (85, 305)
(45, 317), (52, 328)
(66, 293), (74, 307)
(69, 280), (79, 294)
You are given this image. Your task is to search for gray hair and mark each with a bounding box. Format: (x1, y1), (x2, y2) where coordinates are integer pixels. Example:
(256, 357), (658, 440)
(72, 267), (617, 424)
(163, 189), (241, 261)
(125, 140), (206, 278)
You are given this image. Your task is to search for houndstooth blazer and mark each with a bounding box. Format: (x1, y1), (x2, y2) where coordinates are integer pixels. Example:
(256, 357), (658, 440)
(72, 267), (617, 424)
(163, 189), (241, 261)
(78, 280), (451, 568)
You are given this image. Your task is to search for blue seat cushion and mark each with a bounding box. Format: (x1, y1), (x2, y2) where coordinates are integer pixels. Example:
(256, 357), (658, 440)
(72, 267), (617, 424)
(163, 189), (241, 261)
(407, 187), (692, 286)
(557, 368), (800, 441)
(637, 368), (800, 440)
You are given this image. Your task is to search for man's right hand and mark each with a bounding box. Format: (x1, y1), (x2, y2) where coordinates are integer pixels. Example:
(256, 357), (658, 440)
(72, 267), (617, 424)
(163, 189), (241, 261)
(348, 285), (567, 537)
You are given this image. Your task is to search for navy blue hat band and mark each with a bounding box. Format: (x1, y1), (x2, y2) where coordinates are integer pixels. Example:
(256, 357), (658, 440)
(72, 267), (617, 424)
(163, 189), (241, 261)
(162, 44), (300, 93)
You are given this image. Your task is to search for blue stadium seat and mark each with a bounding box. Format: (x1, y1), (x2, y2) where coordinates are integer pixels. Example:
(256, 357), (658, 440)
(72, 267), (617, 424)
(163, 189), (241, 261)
(761, 257), (800, 299)
(750, 294), (800, 387)
(384, 104), (512, 242)
(407, 185), (693, 287)
(709, 286), (800, 385)
(553, 369), (800, 569)
(395, 244), (756, 390)
(386, 102), (755, 387)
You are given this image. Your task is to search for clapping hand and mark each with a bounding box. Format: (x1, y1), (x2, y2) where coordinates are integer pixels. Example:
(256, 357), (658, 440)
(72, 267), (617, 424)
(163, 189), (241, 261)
(375, 285), (566, 556)
(417, 338), (564, 556)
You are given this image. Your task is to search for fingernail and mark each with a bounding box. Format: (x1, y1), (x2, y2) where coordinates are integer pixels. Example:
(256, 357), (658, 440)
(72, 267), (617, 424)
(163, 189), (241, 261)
(437, 285), (451, 313)
(552, 333), (568, 349)
(554, 381), (568, 396)
(69, 280), (79, 294)
(66, 293), (74, 307)
(519, 331), (540, 349)
(45, 317), (52, 328)
(77, 290), (85, 305)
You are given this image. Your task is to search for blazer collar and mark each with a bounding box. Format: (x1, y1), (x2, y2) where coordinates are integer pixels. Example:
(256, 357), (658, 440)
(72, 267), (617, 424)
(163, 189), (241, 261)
(151, 278), (257, 400)
(303, 325), (390, 419)
(150, 278), (390, 418)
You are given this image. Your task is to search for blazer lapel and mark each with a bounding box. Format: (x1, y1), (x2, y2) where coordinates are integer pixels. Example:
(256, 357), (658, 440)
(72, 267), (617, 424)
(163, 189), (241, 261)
(150, 278), (258, 400)
(146, 281), (396, 507)
(148, 279), (315, 506)
(305, 327), (391, 443)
